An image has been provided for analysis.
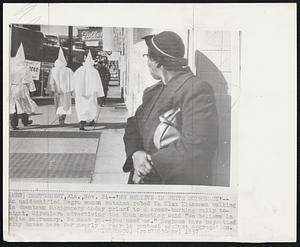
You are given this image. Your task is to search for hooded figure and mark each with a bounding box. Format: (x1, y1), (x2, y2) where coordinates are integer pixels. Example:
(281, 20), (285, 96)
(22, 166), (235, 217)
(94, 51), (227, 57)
(10, 43), (37, 130)
(72, 51), (104, 130)
(47, 47), (74, 126)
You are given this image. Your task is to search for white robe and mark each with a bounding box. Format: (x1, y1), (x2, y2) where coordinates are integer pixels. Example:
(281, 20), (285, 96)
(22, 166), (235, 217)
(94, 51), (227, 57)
(48, 65), (74, 115)
(73, 63), (104, 122)
(10, 61), (37, 114)
(74, 92), (100, 122)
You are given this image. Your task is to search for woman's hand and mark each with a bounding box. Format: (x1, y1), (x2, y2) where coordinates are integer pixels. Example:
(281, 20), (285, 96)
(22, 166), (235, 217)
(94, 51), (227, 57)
(132, 169), (144, 184)
(132, 151), (153, 181)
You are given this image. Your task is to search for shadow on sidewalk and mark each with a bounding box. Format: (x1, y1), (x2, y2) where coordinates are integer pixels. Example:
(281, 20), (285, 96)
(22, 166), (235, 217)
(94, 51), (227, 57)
(10, 130), (102, 138)
(9, 122), (126, 132)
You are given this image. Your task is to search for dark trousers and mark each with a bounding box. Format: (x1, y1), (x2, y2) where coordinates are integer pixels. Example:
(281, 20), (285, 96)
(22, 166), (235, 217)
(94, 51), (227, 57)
(10, 105), (30, 128)
(58, 114), (66, 121)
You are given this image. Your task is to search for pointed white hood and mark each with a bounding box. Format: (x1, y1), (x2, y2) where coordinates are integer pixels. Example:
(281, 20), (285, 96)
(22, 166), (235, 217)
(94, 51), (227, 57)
(83, 51), (95, 67)
(15, 43), (26, 62)
(73, 51), (104, 97)
(11, 42), (26, 67)
(10, 42), (36, 92)
(48, 47), (73, 94)
(54, 47), (67, 67)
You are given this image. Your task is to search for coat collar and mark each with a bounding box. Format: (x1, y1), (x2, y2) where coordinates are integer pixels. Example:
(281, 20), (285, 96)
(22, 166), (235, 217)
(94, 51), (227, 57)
(144, 69), (194, 95)
(164, 69), (194, 92)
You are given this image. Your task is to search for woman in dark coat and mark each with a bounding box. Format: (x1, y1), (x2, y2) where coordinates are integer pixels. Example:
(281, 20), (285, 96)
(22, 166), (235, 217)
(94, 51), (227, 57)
(123, 31), (219, 185)
(98, 62), (111, 106)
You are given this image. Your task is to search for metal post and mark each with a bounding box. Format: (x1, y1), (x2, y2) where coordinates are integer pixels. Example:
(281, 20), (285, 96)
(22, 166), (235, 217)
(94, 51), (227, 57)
(68, 26), (73, 68)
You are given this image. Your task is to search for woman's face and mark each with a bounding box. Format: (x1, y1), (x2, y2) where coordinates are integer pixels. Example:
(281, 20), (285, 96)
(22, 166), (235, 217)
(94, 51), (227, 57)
(147, 56), (161, 80)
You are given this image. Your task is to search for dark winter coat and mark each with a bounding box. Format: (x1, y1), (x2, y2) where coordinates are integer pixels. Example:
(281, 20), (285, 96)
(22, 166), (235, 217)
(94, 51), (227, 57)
(98, 67), (111, 93)
(123, 69), (219, 185)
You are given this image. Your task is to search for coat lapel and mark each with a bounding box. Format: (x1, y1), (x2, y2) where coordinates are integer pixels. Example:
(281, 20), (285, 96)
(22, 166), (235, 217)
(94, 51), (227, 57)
(166, 70), (195, 93)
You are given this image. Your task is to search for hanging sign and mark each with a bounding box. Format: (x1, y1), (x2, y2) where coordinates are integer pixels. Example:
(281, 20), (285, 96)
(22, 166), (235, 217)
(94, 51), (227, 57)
(80, 30), (102, 41)
(25, 60), (41, 80)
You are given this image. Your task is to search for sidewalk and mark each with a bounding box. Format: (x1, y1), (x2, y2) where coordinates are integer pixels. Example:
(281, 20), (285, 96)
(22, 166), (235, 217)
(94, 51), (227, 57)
(9, 85), (130, 184)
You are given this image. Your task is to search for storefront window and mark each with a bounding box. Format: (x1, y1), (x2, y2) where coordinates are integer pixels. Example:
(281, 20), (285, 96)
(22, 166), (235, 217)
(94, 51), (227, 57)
(108, 61), (120, 81)
(40, 62), (54, 96)
(11, 25), (118, 97)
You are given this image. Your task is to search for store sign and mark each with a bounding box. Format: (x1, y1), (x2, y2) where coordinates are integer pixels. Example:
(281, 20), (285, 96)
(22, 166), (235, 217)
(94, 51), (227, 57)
(25, 60), (41, 80)
(80, 30), (102, 41)
(85, 40), (99, 47)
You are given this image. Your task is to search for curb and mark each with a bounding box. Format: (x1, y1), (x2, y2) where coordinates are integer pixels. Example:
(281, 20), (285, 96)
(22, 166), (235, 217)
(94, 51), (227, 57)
(32, 97), (124, 106)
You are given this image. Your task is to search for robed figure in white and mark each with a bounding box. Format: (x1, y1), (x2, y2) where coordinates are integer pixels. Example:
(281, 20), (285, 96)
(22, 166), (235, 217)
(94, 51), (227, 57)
(47, 47), (74, 126)
(10, 43), (37, 130)
(72, 51), (104, 130)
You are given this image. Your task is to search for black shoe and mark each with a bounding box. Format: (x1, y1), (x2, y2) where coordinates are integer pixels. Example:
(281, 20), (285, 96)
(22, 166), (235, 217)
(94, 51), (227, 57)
(88, 120), (95, 126)
(59, 120), (64, 127)
(12, 126), (19, 130)
(79, 121), (86, 131)
(23, 120), (33, 126)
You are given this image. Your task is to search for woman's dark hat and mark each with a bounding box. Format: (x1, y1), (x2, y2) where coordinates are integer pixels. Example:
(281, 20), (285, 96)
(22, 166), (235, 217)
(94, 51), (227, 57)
(142, 31), (185, 59)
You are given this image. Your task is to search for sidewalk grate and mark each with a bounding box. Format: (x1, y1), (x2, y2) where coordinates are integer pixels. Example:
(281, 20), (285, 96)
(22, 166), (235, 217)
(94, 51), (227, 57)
(9, 153), (96, 179)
